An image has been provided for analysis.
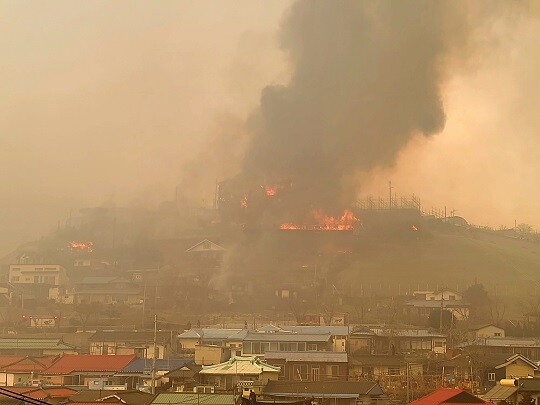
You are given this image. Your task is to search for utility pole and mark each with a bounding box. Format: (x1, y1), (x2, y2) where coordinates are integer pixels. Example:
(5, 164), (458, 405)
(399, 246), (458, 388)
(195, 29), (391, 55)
(389, 181), (393, 209)
(141, 283), (147, 329)
(151, 314), (157, 394)
(439, 296), (444, 333)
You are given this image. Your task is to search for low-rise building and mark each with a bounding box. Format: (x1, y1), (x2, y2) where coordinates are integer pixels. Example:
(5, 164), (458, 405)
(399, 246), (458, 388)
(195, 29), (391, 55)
(242, 332), (332, 356)
(265, 351), (348, 381)
(198, 356), (280, 391)
(0, 338), (77, 356)
(178, 328), (247, 353)
(408, 388), (492, 405)
(69, 277), (143, 305)
(370, 327), (447, 355)
(39, 354), (136, 386)
(89, 331), (173, 359)
(467, 324), (506, 341)
(263, 380), (388, 405)
(0, 355), (57, 386)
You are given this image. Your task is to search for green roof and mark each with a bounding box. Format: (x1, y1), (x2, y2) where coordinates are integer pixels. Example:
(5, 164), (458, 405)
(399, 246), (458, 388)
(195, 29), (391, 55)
(0, 338), (76, 350)
(151, 393), (235, 405)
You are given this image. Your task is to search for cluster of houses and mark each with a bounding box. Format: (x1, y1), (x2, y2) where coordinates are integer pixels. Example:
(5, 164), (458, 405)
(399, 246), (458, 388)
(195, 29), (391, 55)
(0, 320), (539, 405)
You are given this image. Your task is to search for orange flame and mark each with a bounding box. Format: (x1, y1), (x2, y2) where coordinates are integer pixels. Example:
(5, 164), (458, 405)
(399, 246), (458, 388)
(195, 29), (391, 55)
(69, 241), (94, 252)
(265, 185), (277, 196)
(240, 195), (248, 208)
(280, 209), (359, 231)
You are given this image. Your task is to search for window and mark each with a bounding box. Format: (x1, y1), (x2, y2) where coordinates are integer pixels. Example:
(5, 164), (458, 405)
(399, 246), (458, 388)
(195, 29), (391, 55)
(11, 276), (19, 282)
(434, 341), (444, 348)
(387, 367), (401, 376)
(308, 344), (317, 351)
(252, 342), (261, 354)
(311, 367), (320, 381)
(488, 373), (496, 381)
(243, 342), (252, 354)
(494, 333), (502, 337)
(298, 342), (306, 351)
(294, 365), (308, 380)
(448, 295), (456, 300)
(329, 365), (339, 378)
(270, 342), (278, 351)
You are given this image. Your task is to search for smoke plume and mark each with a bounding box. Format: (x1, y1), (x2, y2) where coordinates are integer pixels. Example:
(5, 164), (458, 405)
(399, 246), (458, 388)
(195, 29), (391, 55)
(242, 0), (468, 212)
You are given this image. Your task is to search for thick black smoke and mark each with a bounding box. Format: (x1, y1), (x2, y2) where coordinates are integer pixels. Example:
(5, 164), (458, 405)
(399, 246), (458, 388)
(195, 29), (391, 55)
(242, 0), (468, 213)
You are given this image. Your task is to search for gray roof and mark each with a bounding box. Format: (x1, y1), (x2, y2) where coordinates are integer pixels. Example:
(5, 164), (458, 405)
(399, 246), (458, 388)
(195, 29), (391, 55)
(244, 332), (331, 342)
(152, 393), (235, 405)
(265, 351), (348, 363)
(90, 330), (172, 343)
(178, 328), (248, 340)
(459, 337), (540, 348)
(370, 328), (446, 338)
(0, 338), (76, 351)
(281, 326), (349, 336)
(482, 385), (517, 401)
(404, 300), (470, 309)
(263, 381), (384, 398)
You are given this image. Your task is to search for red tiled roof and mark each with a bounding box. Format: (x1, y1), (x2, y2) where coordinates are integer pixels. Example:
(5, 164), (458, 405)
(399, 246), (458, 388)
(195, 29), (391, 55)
(0, 356), (58, 372)
(0, 356), (25, 367)
(43, 354), (136, 374)
(408, 388), (493, 405)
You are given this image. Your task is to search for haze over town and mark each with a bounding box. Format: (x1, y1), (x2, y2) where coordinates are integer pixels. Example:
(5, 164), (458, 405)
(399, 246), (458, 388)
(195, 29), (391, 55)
(1, 0), (540, 255)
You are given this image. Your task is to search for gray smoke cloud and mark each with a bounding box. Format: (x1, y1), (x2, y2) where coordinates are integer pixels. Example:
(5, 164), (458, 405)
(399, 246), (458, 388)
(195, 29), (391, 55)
(242, 0), (469, 212)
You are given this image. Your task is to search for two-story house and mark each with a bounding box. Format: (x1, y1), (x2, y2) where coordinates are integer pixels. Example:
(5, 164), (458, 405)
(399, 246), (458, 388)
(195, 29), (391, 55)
(89, 331), (174, 359)
(9, 264), (68, 301)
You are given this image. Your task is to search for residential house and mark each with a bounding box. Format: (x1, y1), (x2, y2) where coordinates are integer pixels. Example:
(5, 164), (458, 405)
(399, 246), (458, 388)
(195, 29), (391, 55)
(408, 388), (492, 405)
(264, 351), (348, 381)
(483, 378), (540, 405)
(413, 289), (464, 301)
(195, 345), (231, 366)
(9, 264), (68, 301)
(484, 354), (540, 387)
(68, 389), (154, 405)
(178, 328), (247, 353)
(370, 327), (447, 355)
(198, 356), (280, 391)
(0, 355), (57, 386)
(349, 327), (376, 355)
(89, 331), (173, 359)
(163, 363), (202, 391)
(403, 300), (470, 321)
(39, 354), (136, 386)
(0, 387), (78, 405)
(115, 358), (192, 390)
(458, 337), (540, 361)
(0, 338), (77, 356)
(151, 393), (235, 405)
(349, 354), (408, 380)
(278, 326), (349, 352)
(242, 332), (332, 356)
(467, 325), (506, 341)
(69, 277), (143, 305)
(263, 380), (388, 405)
(185, 240), (226, 277)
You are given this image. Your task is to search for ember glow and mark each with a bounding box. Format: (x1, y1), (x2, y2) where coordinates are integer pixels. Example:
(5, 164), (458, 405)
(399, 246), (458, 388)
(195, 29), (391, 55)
(69, 241), (94, 252)
(240, 195), (248, 208)
(280, 209), (359, 231)
(411, 225), (419, 231)
(265, 186), (277, 196)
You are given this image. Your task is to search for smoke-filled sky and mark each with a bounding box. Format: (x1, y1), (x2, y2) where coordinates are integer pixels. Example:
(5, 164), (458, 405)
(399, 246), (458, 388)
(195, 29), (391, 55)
(1, 0), (540, 255)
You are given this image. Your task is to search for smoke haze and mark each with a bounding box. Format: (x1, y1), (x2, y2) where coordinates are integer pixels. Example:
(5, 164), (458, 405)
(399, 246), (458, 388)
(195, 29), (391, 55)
(242, 0), (469, 212)
(1, 0), (540, 254)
